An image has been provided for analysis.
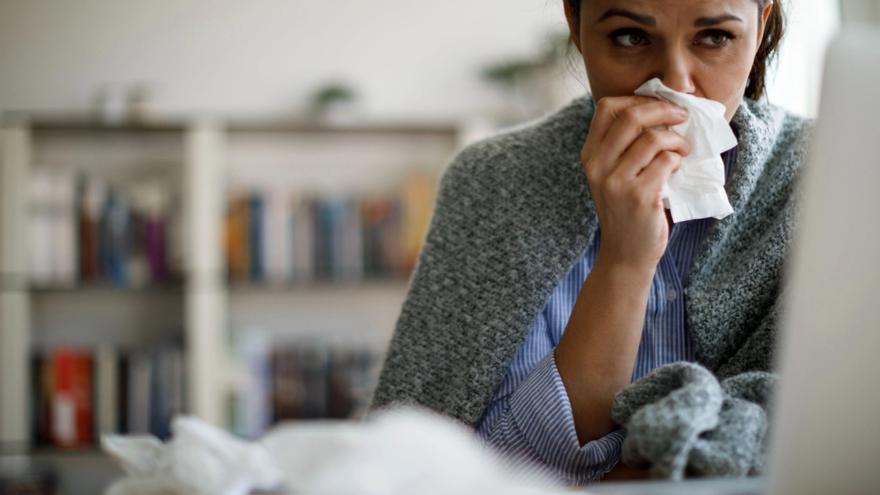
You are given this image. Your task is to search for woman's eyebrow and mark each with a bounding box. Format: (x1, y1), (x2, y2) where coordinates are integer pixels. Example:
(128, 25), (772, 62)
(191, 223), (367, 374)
(693, 14), (744, 27)
(596, 8), (656, 26)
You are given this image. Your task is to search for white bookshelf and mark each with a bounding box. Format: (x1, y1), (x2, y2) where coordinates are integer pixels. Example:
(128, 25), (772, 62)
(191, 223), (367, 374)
(0, 114), (466, 461)
(1, 122), (32, 450)
(183, 121), (227, 427)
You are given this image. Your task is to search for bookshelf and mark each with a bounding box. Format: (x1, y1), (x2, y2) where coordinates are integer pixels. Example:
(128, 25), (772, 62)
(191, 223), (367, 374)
(0, 114), (466, 472)
(221, 120), (460, 435)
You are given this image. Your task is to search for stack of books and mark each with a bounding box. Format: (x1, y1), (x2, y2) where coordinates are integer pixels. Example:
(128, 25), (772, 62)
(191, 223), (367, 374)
(29, 169), (180, 288)
(30, 343), (185, 447)
(231, 337), (380, 439)
(225, 171), (436, 284)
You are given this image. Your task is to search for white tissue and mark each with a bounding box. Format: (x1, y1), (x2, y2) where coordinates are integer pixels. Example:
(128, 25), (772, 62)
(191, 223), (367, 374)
(633, 78), (738, 222)
(265, 407), (565, 495)
(101, 408), (569, 495)
(101, 416), (285, 495)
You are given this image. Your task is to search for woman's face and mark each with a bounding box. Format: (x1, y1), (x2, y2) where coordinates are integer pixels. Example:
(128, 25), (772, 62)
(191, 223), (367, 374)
(566, 0), (774, 121)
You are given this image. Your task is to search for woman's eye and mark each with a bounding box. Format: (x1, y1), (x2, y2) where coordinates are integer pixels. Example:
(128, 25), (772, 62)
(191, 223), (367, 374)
(610, 29), (649, 48)
(696, 30), (735, 48)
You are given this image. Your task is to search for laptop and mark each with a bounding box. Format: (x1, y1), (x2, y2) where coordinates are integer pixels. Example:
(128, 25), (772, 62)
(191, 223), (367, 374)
(588, 26), (880, 495)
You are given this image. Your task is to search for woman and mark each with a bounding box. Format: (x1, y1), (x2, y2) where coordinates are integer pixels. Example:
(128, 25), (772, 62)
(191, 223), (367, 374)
(370, 0), (810, 484)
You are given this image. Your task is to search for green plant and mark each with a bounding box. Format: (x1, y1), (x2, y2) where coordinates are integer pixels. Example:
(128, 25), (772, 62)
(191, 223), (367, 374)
(481, 59), (540, 89)
(480, 30), (572, 90)
(311, 83), (356, 108)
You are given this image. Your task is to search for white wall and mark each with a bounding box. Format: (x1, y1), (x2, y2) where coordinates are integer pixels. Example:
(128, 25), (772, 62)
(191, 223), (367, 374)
(765, 0), (840, 117)
(0, 0), (569, 121)
(841, 0), (880, 25)
(0, 0), (841, 121)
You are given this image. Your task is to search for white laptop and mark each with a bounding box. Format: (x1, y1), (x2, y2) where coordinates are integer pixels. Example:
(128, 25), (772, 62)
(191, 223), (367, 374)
(589, 26), (880, 495)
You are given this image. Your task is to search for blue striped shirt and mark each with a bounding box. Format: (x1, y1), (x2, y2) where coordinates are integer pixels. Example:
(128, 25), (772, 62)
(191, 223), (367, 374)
(476, 147), (737, 484)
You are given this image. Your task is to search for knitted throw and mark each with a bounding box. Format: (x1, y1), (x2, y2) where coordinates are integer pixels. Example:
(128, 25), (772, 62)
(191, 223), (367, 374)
(369, 94), (812, 478)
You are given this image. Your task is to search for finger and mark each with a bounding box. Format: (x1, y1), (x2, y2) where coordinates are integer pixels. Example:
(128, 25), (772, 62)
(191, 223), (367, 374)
(636, 151), (682, 200)
(612, 129), (690, 179)
(589, 95), (672, 140)
(599, 100), (688, 164)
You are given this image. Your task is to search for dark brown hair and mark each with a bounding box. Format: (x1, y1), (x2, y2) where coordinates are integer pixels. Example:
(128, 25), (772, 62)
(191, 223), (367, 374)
(563, 0), (785, 100)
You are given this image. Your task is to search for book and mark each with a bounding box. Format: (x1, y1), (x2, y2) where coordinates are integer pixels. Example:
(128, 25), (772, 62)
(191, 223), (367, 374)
(271, 347), (304, 422)
(263, 189), (291, 284)
(28, 171), (178, 288)
(399, 171), (436, 274)
(233, 333), (272, 439)
(94, 344), (119, 437)
(223, 170), (437, 285)
(79, 176), (106, 282)
(50, 347), (93, 447)
(30, 343), (186, 446)
(338, 197), (363, 280)
(127, 351), (152, 435)
(31, 353), (51, 445)
(130, 180), (171, 286)
(51, 171), (79, 286)
(361, 195), (403, 278)
(226, 194), (251, 281)
(29, 169), (55, 286)
(104, 190), (130, 286)
(248, 193), (265, 282)
(291, 194), (316, 282)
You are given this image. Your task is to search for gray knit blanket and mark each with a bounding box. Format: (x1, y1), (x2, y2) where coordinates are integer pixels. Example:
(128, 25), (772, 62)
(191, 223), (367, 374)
(611, 362), (776, 480)
(369, 93), (812, 481)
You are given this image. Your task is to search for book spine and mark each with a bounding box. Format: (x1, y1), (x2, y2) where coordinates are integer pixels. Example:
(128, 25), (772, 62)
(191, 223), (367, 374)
(149, 349), (169, 439)
(29, 169), (55, 286)
(234, 333), (271, 438)
(248, 193), (264, 282)
(78, 177), (100, 282)
(291, 195), (315, 282)
(52, 171), (78, 287)
(49, 348), (93, 447)
(51, 348), (76, 446)
(95, 344), (119, 437)
(343, 198), (363, 280)
(127, 351), (152, 434)
(226, 195), (251, 281)
(31, 353), (51, 445)
(73, 352), (93, 445)
(264, 190), (290, 284)
(145, 217), (167, 282)
(107, 192), (130, 286)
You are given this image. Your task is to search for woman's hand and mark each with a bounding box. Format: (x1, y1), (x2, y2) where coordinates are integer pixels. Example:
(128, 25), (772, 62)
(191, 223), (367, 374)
(581, 96), (690, 275)
(555, 96), (693, 445)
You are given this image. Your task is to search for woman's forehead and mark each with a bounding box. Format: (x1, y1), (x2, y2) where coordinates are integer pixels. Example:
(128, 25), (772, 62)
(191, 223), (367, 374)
(581, 0), (758, 21)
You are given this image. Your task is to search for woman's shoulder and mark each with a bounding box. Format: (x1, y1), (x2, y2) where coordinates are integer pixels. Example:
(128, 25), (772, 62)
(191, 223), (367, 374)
(443, 95), (594, 183)
(736, 97), (815, 159)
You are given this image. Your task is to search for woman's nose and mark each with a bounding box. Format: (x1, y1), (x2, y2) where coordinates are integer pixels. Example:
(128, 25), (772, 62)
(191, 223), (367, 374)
(655, 50), (696, 94)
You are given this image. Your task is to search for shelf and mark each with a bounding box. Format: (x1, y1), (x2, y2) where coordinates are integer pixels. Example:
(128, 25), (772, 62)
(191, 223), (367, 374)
(25, 279), (412, 295)
(228, 278), (410, 292)
(2, 112), (187, 135)
(30, 284), (184, 350)
(1, 113), (456, 451)
(229, 281), (407, 345)
(27, 446), (107, 459)
(227, 120), (460, 136)
(30, 282), (184, 294)
(24, 447), (122, 495)
(4, 113), (460, 137)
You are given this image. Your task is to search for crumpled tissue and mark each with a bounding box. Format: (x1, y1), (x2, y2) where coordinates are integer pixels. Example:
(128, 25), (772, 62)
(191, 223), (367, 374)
(101, 416), (285, 495)
(634, 78), (738, 222)
(101, 407), (568, 495)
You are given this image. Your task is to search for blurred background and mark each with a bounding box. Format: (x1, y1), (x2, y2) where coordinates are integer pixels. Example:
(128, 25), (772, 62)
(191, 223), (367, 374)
(0, 0), (872, 493)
